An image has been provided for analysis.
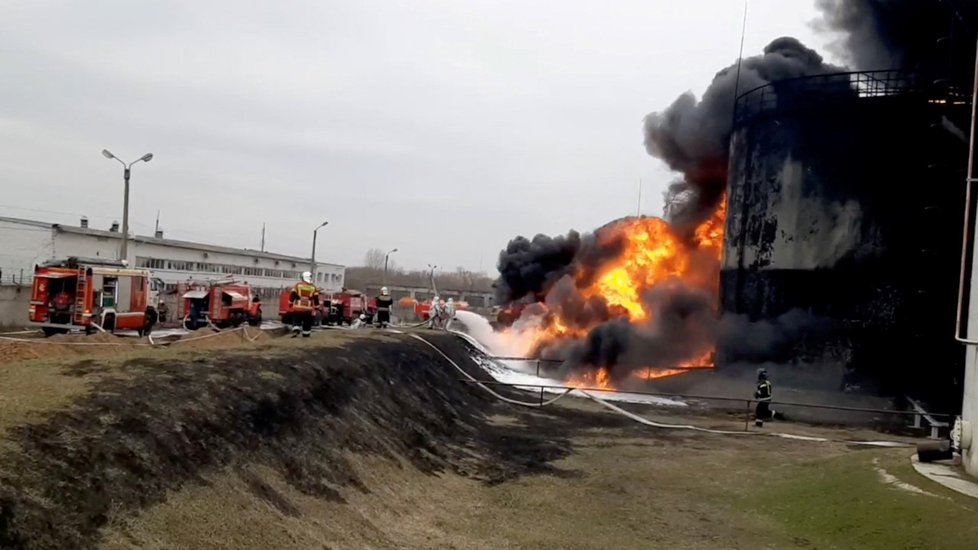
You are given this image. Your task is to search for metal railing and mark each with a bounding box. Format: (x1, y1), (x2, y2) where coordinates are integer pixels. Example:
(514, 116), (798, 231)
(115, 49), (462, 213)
(461, 377), (955, 437)
(466, 349), (955, 438)
(734, 70), (969, 127)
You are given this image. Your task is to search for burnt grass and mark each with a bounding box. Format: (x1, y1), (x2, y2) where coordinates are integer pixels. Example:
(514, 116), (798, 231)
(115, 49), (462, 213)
(0, 333), (633, 550)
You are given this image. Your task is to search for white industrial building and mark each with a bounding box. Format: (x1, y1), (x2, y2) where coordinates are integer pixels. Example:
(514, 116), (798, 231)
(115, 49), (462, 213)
(0, 216), (344, 324)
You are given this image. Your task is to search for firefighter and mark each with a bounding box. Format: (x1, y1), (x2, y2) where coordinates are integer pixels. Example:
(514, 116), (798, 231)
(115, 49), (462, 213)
(157, 300), (168, 323)
(428, 296), (441, 329)
(444, 297), (456, 330)
(351, 313), (367, 329)
(375, 287), (394, 328)
(754, 368), (774, 427)
(289, 271), (320, 338)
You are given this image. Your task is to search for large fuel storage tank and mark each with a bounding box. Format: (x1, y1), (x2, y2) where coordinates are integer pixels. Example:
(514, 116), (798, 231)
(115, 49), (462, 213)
(722, 71), (971, 405)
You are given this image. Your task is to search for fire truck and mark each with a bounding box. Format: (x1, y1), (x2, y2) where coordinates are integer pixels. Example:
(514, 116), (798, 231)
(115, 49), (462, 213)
(415, 297), (469, 321)
(181, 281), (262, 330)
(28, 257), (164, 336)
(327, 289), (371, 325)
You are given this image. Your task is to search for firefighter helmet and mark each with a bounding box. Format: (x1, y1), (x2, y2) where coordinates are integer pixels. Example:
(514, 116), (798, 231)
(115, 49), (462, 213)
(757, 368), (768, 381)
(381, 286), (389, 296)
(301, 271), (313, 284)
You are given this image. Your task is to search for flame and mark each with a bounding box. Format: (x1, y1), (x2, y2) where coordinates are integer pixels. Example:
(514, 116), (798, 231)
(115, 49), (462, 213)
(566, 367), (614, 390)
(502, 197), (726, 389)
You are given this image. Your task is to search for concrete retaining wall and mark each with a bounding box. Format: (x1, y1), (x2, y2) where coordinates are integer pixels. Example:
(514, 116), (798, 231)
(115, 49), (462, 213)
(0, 285), (31, 329)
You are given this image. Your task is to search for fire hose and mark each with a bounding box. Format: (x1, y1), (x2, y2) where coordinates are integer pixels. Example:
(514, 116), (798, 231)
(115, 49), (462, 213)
(411, 333), (912, 448)
(0, 324), (263, 348)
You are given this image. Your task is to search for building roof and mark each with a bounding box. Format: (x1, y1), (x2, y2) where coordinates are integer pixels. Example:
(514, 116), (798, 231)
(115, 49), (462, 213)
(0, 216), (343, 268)
(0, 215), (56, 229)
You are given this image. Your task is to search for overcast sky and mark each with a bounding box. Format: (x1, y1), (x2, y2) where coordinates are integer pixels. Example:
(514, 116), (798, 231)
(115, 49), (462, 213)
(0, 0), (835, 273)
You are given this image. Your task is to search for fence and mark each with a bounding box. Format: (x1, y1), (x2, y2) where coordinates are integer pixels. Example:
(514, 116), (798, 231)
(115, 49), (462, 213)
(469, 354), (954, 438)
(0, 267), (32, 287)
(733, 70), (969, 127)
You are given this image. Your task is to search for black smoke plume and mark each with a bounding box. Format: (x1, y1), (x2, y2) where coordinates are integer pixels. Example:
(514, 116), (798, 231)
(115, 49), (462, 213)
(644, 37), (842, 232)
(815, 0), (976, 82)
(552, 281), (828, 380)
(494, 232), (581, 304)
(495, 224), (631, 304)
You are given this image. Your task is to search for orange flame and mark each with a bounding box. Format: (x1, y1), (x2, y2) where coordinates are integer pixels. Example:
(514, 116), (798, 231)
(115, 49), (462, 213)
(503, 197), (726, 388)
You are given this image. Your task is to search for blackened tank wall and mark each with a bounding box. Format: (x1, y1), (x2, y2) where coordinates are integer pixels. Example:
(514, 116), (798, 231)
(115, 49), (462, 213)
(722, 94), (969, 404)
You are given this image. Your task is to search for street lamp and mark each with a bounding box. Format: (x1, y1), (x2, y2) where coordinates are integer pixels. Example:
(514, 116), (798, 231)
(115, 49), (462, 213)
(384, 248), (398, 285)
(427, 263), (438, 296)
(310, 220), (329, 282)
(102, 149), (153, 263)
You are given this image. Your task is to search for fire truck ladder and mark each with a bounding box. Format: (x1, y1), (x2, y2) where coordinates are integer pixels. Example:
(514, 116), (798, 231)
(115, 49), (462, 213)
(72, 268), (87, 324)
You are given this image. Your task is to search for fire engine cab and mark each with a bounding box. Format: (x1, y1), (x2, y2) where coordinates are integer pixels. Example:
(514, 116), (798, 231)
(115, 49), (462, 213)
(29, 257), (164, 336)
(181, 281), (262, 330)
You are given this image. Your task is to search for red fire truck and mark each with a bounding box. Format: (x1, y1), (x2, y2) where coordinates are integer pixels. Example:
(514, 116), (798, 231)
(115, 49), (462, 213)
(327, 289), (371, 325)
(28, 257), (164, 336)
(181, 282), (262, 330)
(415, 298), (469, 321)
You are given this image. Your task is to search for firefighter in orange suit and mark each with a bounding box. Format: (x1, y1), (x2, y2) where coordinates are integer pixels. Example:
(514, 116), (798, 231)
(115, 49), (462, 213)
(290, 271), (320, 337)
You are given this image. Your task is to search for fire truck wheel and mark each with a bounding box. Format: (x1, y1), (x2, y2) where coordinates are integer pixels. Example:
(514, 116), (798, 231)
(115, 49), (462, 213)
(248, 312), (262, 327)
(103, 314), (116, 333)
(230, 312), (244, 328)
(41, 327), (68, 337)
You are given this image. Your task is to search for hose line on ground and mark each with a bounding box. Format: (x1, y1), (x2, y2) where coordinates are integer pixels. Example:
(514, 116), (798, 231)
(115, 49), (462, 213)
(410, 334), (574, 408)
(414, 332), (912, 449)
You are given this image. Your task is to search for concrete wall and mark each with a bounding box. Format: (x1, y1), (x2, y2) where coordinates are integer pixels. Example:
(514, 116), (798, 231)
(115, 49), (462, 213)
(0, 285), (31, 329)
(0, 219), (54, 285)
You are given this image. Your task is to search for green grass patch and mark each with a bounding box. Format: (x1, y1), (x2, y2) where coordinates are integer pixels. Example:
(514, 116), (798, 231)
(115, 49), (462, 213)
(747, 451), (978, 549)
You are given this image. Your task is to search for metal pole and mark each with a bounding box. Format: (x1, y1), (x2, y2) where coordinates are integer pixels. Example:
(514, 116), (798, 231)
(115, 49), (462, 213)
(745, 400), (751, 431)
(310, 229), (318, 279)
(121, 167), (130, 262)
(731, 0), (749, 119)
(954, 35), (978, 344)
(384, 255), (389, 285)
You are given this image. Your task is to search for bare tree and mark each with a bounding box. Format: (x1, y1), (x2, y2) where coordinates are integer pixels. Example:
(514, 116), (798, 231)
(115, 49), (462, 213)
(363, 248), (386, 270)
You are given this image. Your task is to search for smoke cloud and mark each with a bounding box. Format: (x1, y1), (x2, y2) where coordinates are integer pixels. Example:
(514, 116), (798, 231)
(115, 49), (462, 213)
(644, 37), (842, 231)
(494, 231), (581, 304)
(551, 281), (828, 380)
(492, 0), (972, 381)
(494, 224), (632, 304)
(815, 0), (974, 76)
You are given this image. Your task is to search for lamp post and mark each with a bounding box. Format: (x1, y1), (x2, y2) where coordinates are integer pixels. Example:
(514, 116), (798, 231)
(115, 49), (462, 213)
(427, 263), (438, 296)
(384, 248), (398, 285)
(102, 149), (153, 263)
(310, 220), (329, 282)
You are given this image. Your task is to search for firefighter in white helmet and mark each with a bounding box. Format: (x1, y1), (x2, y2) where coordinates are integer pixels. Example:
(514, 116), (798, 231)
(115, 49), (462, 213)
(375, 286), (394, 328)
(289, 271), (319, 337)
(444, 297), (456, 330)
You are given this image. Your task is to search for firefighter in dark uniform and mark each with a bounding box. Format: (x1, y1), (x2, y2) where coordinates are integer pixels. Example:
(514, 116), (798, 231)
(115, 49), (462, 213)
(754, 368), (773, 427)
(289, 271), (320, 338)
(375, 286), (394, 328)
